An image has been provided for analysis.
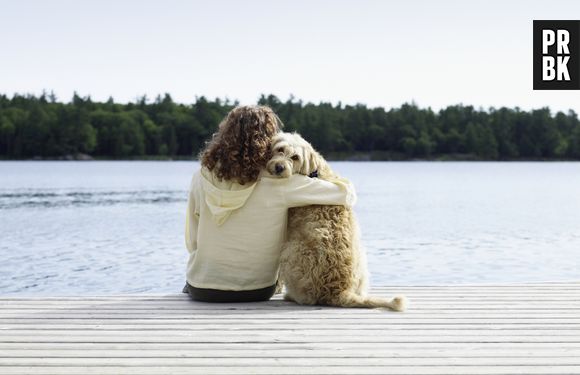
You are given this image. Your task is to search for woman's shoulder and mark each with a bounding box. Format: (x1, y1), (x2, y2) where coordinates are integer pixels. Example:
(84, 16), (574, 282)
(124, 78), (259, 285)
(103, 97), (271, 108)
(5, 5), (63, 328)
(188, 168), (204, 190)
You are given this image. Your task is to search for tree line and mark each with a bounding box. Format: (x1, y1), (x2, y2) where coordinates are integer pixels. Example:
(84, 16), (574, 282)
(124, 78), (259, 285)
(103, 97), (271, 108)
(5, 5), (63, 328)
(1, 92), (580, 160)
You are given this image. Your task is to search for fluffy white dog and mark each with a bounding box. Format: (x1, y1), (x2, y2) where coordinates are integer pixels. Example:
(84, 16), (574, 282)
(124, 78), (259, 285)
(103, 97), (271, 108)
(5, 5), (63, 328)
(267, 132), (406, 311)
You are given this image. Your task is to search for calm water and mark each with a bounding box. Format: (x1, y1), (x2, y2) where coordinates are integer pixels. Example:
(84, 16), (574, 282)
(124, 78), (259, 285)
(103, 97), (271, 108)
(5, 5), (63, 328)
(1, 161), (579, 295)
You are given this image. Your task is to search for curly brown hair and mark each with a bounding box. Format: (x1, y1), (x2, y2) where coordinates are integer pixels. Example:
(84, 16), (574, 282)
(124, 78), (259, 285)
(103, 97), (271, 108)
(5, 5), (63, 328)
(200, 105), (283, 185)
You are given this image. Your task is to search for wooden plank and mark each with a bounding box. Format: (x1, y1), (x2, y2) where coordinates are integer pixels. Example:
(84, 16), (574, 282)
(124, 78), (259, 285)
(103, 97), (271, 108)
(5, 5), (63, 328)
(15, 301), (580, 315)
(2, 318), (577, 324)
(1, 305), (579, 312)
(1, 334), (579, 343)
(2, 342), (579, 351)
(0, 306), (566, 312)
(3, 323), (579, 330)
(2, 357), (580, 366)
(0, 318), (578, 325)
(3, 328), (580, 336)
(2, 348), (579, 358)
(1, 309), (580, 316)
(2, 330), (579, 343)
(0, 301), (578, 313)
(1, 365), (580, 375)
(2, 307), (580, 314)
(2, 312), (580, 319)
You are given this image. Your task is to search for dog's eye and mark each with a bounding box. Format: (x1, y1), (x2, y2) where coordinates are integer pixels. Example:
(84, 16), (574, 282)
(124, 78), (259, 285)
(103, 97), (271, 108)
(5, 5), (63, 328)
(291, 155), (299, 161)
(277, 147), (285, 153)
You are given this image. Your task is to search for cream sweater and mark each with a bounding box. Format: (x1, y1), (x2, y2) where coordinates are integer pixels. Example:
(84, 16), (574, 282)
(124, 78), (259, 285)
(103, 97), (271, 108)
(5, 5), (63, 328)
(185, 167), (356, 291)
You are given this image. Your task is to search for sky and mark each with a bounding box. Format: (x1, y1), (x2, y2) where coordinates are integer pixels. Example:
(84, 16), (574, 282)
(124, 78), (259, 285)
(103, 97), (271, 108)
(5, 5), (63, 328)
(1, 0), (580, 112)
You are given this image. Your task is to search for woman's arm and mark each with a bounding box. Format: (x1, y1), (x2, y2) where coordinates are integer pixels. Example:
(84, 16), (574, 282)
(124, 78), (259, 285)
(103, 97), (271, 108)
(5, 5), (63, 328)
(283, 174), (357, 208)
(185, 174), (201, 254)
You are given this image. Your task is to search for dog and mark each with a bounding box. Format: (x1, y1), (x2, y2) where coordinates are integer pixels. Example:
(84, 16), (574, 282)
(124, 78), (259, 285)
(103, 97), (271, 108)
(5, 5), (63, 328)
(267, 132), (407, 311)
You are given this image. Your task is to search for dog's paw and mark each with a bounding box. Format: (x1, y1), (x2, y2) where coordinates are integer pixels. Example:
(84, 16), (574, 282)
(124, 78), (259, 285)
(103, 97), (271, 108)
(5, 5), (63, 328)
(274, 280), (284, 295)
(391, 296), (408, 312)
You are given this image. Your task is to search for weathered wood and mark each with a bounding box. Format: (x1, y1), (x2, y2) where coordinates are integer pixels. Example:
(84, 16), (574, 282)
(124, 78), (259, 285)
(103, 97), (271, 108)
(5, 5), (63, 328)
(1, 366), (580, 375)
(3, 318), (579, 324)
(3, 328), (580, 336)
(2, 323), (579, 330)
(3, 342), (579, 350)
(2, 313), (579, 320)
(3, 357), (580, 366)
(2, 335), (578, 343)
(1, 283), (579, 374)
(2, 348), (580, 357)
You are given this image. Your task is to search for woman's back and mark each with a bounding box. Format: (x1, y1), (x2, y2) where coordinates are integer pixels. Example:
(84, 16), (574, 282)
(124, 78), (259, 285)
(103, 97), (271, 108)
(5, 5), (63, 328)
(186, 167), (354, 291)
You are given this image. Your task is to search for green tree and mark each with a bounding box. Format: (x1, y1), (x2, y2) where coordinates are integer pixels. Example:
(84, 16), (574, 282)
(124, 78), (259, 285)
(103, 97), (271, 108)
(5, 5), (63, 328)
(0, 92), (578, 161)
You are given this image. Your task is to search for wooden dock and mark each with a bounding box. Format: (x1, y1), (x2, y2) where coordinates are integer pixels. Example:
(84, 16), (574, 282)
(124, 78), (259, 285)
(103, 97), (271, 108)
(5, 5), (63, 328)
(1, 283), (579, 374)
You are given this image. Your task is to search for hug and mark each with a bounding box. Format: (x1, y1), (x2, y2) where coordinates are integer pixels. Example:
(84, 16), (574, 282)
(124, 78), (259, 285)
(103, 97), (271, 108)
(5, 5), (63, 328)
(184, 105), (405, 311)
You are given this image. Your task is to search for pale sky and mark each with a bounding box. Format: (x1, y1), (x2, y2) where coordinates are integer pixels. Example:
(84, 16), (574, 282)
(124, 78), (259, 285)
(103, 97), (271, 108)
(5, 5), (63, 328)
(1, 0), (580, 112)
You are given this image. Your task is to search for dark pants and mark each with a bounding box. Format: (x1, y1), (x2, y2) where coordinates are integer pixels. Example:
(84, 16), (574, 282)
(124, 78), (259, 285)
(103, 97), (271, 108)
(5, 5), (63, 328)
(183, 282), (276, 303)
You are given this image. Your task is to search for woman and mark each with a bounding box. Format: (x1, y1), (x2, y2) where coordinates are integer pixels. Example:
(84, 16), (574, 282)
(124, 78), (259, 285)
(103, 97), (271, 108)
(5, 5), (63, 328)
(184, 105), (355, 302)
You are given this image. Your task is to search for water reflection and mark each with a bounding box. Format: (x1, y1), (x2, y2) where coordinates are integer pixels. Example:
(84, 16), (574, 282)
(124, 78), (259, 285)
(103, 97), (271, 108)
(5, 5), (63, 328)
(0, 189), (185, 209)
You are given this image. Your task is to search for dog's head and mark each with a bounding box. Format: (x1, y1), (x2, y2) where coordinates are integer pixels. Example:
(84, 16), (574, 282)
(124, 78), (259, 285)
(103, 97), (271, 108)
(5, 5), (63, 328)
(266, 132), (325, 178)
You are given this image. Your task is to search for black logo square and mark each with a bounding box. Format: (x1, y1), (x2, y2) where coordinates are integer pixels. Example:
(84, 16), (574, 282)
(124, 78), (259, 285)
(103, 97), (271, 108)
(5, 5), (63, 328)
(533, 20), (580, 90)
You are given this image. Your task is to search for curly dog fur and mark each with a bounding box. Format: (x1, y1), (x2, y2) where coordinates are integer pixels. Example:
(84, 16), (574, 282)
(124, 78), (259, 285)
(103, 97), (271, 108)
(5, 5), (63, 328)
(267, 132), (407, 311)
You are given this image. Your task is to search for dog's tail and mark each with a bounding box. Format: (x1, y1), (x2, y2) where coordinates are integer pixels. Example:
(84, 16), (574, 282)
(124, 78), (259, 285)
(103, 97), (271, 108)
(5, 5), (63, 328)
(334, 292), (407, 312)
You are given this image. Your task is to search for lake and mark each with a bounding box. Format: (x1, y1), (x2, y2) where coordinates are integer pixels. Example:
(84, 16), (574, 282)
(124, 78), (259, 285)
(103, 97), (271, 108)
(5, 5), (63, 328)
(1, 161), (579, 295)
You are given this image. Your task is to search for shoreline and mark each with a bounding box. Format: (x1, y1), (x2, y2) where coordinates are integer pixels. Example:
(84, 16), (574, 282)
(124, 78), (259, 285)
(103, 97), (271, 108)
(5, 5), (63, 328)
(1, 155), (579, 162)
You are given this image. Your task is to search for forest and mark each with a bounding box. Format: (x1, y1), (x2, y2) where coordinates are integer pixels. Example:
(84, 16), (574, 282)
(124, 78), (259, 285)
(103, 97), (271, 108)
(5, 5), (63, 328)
(1, 92), (579, 160)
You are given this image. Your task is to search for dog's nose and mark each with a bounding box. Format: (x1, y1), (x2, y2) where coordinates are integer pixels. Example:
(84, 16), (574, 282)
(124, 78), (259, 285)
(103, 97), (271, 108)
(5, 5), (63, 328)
(275, 164), (285, 174)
